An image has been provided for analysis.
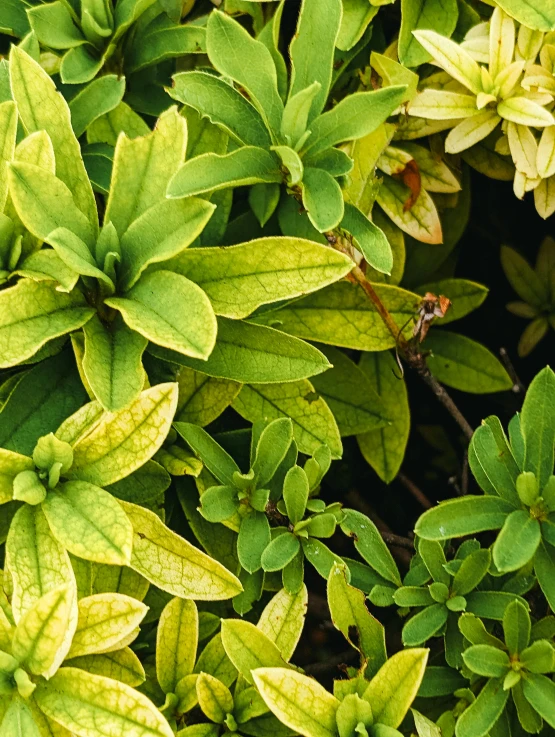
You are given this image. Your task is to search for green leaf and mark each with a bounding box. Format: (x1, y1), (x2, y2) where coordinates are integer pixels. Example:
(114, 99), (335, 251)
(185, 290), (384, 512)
(522, 674), (555, 727)
(0, 697), (40, 737)
(126, 23), (206, 73)
(252, 281), (418, 351)
(156, 597), (198, 694)
(289, 0), (342, 123)
(262, 531), (301, 572)
(455, 678), (509, 737)
(0, 279), (93, 368)
(253, 667), (339, 737)
(232, 380), (342, 459)
(70, 383), (178, 487)
(376, 174), (443, 245)
(12, 584), (76, 678)
(399, 0), (458, 67)
(283, 465), (309, 525)
(311, 346), (390, 437)
(6, 505), (74, 621)
(82, 315), (147, 412)
(362, 649), (429, 728)
(154, 318), (331, 384)
(196, 672), (233, 724)
(462, 645), (510, 678)
(357, 351), (410, 483)
(105, 106), (187, 238)
(169, 71), (272, 148)
(0, 352), (88, 456)
(301, 167), (344, 232)
(238, 511), (271, 573)
(451, 549), (491, 596)
(164, 237), (353, 319)
(341, 509), (401, 585)
(206, 10), (283, 134)
(42, 480), (133, 566)
(257, 585), (308, 661)
(120, 500), (242, 600)
(8, 161), (96, 248)
(415, 496), (514, 540)
(67, 593), (147, 660)
(175, 427), (239, 488)
(493, 510), (541, 572)
(221, 619), (288, 684)
(328, 563), (387, 677)
(0, 0), (30, 36)
(534, 542), (555, 612)
(520, 639), (555, 673)
(469, 422), (520, 504)
(520, 366), (555, 490)
(9, 47), (97, 226)
(302, 87), (408, 159)
(252, 418), (294, 486)
(65, 648), (146, 687)
(341, 203), (393, 275)
(167, 147), (281, 199)
(35, 667), (174, 737)
(402, 604), (449, 645)
(281, 82), (321, 147)
(0, 101), (17, 213)
(107, 271), (217, 360)
(69, 75), (125, 139)
(503, 599), (531, 656)
(0, 448), (33, 504)
(118, 197), (216, 293)
(494, 0), (555, 31)
(425, 331), (512, 394)
(337, 0), (378, 52)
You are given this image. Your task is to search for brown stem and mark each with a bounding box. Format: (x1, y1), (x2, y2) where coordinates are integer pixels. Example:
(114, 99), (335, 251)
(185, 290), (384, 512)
(397, 472), (433, 509)
(380, 531), (415, 550)
(304, 650), (357, 676)
(339, 247), (474, 441)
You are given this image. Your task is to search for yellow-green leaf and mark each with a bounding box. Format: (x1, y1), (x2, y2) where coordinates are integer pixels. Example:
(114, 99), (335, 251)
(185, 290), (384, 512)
(157, 597), (198, 694)
(67, 593), (148, 659)
(257, 585), (308, 662)
(69, 383), (178, 487)
(12, 584), (77, 678)
(65, 647), (146, 687)
(35, 667), (174, 737)
(120, 501), (242, 600)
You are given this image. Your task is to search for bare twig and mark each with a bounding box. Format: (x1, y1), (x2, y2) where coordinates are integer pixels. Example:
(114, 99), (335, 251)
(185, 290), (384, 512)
(380, 531), (415, 550)
(337, 250), (474, 441)
(397, 472), (433, 509)
(500, 347), (526, 394)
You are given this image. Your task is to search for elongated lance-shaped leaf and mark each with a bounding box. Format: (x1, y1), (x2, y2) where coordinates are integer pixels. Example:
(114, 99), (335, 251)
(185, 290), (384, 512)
(221, 619), (290, 684)
(520, 366), (555, 490)
(455, 677), (509, 737)
(120, 501), (243, 600)
(301, 167), (345, 232)
(164, 236), (353, 318)
(0, 697), (40, 737)
(150, 318), (331, 384)
(301, 87), (407, 158)
(169, 71), (272, 148)
(289, 0), (342, 123)
(253, 667), (339, 737)
(411, 30), (483, 94)
(105, 106), (188, 238)
(12, 584), (77, 678)
(6, 505), (75, 622)
(340, 509), (401, 585)
(106, 271), (217, 361)
(9, 46), (97, 227)
(167, 147), (282, 199)
(399, 0), (458, 67)
(257, 585), (308, 662)
(362, 649), (428, 727)
(42, 481), (134, 566)
(65, 648), (145, 687)
(82, 315), (148, 412)
(415, 496), (514, 539)
(35, 667), (174, 737)
(206, 10), (283, 135)
(340, 203), (393, 274)
(8, 162), (97, 249)
(0, 279), (94, 368)
(69, 383), (178, 487)
(118, 197), (216, 292)
(157, 597), (198, 695)
(67, 593), (148, 659)
(174, 422), (240, 485)
(0, 100), (17, 212)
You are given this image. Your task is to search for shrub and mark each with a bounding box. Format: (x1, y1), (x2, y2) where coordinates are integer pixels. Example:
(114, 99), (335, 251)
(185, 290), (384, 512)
(1, 0), (555, 736)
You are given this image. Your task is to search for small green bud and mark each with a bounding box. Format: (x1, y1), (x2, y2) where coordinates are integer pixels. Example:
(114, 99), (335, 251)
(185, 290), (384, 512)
(516, 471), (539, 506)
(33, 433), (73, 474)
(503, 669), (521, 690)
(12, 470), (46, 505)
(14, 668), (36, 699)
(224, 713), (238, 731)
(446, 595), (467, 612)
